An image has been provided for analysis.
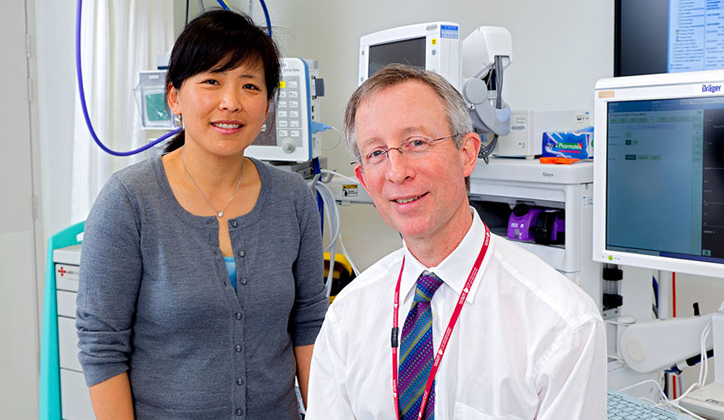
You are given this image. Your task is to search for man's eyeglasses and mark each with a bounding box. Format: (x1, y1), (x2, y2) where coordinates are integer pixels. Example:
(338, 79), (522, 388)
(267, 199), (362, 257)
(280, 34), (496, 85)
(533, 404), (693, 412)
(360, 134), (462, 166)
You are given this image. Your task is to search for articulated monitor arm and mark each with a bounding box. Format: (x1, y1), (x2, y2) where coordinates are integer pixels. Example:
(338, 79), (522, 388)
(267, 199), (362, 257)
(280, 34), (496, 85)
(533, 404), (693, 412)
(619, 313), (716, 374)
(463, 72), (511, 137)
(461, 26), (513, 158)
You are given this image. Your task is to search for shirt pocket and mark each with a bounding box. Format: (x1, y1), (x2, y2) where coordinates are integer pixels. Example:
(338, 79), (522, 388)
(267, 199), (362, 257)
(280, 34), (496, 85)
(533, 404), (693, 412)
(453, 402), (525, 420)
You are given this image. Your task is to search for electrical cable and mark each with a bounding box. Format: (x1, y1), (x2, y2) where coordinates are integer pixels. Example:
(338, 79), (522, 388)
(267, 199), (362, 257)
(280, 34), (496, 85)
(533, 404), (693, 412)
(309, 170), (363, 296)
(321, 169), (359, 185)
(309, 175), (362, 298)
(185, 0), (190, 27)
(617, 379), (669, 402)
(478, 56), (505, 163)
(243, 0), (273, 38)
(318, 170), (361, 277)
(76, 0), (274, 157)
(337, 232), (360, 277)
(617, 379), (708, 420)
(672, 382), (701, 403)
(699, 321), (712, 387)
(309, 175), (335, 297)
(75, 0), (182, 157)
(653, 274), (660, 318)
(257, 0), (272, 38)
(312, 157), (324, 235)
(322, 126), (343, 151)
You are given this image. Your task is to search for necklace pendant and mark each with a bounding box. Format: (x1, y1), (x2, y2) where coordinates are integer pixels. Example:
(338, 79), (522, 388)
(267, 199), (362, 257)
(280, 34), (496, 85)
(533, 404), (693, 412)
(217, 211), (224, 218)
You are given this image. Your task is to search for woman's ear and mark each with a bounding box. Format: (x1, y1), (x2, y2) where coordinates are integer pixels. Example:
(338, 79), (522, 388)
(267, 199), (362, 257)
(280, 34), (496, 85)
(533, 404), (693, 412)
(167, 84), (181, 115)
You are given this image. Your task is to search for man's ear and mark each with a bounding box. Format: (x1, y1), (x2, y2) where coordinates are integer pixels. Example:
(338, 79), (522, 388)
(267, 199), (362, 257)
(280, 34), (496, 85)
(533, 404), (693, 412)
(354, 163), (369, 192)
(460, 133), (482, 177)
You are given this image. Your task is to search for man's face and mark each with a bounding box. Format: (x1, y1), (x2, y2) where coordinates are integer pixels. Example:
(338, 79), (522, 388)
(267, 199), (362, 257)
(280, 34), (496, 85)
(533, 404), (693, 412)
(353, 81), (480, 245)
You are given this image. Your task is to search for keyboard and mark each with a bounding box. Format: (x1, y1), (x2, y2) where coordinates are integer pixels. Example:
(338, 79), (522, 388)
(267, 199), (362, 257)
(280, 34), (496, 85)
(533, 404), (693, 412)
(608, 389), (694, 419)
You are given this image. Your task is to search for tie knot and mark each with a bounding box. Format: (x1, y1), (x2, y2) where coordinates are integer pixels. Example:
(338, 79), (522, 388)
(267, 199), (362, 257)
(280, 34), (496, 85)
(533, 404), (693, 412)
(414, 273), (443, 302)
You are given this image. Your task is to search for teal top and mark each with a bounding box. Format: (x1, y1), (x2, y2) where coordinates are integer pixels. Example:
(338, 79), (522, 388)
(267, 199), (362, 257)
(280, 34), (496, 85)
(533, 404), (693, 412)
(224, 256), (237, 292)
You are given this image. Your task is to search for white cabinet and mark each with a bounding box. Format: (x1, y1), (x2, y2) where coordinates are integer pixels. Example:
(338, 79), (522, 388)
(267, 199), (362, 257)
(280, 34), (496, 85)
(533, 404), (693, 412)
(54, 245), (95, 420)
(469, 158), (602, 309)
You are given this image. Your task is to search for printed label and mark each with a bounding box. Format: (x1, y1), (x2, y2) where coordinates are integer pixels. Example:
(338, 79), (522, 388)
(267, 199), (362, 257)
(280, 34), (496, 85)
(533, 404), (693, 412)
(342, 184), (359, 197)
(440, 25), (459, 39)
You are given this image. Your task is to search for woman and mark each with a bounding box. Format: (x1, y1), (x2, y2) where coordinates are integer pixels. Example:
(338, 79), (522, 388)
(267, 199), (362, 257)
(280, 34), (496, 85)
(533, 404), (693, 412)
(76, 10), (328, 419)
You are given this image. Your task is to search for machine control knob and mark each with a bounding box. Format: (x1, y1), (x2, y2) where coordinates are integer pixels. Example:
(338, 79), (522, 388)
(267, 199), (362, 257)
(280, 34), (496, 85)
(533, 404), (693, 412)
(282, 138), (296, 154)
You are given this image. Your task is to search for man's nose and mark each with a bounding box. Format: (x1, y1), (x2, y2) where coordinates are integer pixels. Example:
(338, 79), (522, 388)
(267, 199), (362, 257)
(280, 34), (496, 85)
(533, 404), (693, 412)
(385, 148), (413, 184)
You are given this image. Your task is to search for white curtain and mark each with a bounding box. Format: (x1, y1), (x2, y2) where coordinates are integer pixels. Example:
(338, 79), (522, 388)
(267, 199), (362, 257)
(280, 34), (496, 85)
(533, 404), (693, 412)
(71, 0), (174, 222)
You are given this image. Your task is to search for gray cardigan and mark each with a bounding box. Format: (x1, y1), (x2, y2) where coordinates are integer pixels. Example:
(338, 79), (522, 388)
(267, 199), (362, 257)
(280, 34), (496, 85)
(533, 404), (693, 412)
(76, 156), (328, 419)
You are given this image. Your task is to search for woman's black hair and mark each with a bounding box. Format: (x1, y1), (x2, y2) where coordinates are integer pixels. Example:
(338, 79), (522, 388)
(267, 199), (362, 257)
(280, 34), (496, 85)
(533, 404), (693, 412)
(164, 9), (281, 152)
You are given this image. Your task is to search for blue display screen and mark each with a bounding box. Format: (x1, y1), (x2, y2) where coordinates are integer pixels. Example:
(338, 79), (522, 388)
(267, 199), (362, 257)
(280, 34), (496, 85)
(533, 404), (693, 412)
(606, 96), (724, 264)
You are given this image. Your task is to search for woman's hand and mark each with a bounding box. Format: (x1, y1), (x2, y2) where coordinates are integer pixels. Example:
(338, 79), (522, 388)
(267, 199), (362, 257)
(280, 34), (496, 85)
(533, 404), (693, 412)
(294, 344), (315, 408)
(88, 372), (135, 420)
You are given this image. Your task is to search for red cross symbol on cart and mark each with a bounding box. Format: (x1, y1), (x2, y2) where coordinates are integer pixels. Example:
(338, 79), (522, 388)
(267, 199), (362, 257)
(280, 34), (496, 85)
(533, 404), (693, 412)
(58, 267), (67, 277)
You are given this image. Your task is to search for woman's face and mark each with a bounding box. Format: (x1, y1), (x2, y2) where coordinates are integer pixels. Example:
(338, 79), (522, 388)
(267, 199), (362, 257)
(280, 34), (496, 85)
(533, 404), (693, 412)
(167, 60), (270, 157)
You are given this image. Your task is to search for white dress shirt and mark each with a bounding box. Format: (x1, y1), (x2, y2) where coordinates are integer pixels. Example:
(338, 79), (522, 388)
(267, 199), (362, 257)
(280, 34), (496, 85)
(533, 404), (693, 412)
(306, 209), (606, 420)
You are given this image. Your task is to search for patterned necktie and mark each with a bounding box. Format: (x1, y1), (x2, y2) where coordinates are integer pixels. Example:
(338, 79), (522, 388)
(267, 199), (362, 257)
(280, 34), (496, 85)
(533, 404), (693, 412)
(398, 272), (444, 420)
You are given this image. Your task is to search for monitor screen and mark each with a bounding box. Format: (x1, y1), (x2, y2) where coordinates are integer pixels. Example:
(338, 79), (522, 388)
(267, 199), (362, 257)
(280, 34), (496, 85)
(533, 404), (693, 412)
(606, 97), (724, 263)
(594, 72), (724, 278)
(616, 0), (724, 76)
(368, 37), (426, 77)
(359, 22), (461, 89)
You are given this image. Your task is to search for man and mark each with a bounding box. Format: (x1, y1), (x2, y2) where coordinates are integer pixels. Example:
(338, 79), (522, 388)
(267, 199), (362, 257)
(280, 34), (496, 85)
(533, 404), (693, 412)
(306, 64), (606, 419)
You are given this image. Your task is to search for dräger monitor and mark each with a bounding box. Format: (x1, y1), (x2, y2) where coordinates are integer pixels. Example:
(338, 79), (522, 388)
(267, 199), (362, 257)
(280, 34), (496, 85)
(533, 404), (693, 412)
(359, 22), (462, 90)
(593, 71), (724, 278)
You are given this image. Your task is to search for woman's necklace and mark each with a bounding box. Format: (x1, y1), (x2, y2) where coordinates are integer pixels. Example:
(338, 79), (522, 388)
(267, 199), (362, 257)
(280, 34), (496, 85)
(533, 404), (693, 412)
(181, 147), (244, 218)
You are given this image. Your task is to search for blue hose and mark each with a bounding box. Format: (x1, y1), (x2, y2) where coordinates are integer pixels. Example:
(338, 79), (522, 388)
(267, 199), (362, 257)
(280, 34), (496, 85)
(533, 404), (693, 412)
(76, 0), (275, 157)
(76, 0), (182, 157)
(258, 0), (273, 38)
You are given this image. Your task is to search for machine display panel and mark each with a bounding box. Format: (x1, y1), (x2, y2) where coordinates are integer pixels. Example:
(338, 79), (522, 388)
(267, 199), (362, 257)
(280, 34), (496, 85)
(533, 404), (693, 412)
(616, 0), (724, 76)
(368, 37), (426, 77)
(605, 96), (724, 267)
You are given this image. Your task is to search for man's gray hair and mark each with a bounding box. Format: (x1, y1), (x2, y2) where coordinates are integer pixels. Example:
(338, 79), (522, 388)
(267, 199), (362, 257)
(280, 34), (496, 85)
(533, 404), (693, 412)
(344, 63), (473, 162)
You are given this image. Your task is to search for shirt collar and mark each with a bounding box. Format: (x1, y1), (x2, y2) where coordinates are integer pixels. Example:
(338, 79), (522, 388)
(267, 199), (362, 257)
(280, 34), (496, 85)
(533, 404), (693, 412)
(400, 207), (491, 304)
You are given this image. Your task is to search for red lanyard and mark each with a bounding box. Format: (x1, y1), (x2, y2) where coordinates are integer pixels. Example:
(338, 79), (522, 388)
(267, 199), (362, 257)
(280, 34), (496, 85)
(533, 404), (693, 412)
(391, 224), (491, 419)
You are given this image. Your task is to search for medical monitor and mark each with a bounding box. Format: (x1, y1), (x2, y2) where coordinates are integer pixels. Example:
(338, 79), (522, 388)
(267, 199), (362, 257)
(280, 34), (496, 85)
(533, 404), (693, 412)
(615, 0), (724, 76)
(246, 58), (321, 162)
(359, 22), (462, 90)
(593, 71), (724, 278)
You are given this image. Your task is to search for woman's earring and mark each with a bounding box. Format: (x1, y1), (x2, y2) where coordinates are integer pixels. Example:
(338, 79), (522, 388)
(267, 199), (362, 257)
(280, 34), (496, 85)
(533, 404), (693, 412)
(174, 114), (183, 127)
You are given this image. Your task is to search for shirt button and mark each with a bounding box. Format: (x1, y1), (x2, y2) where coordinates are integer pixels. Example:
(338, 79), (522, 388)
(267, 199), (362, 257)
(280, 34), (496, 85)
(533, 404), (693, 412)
(236, 408), (243, 416)
(238, 250), (246, 257)
(235, 312), (242, 320)
(241, 278), (247, 285)
(235, 344), (242, 352)
(237, 377), (243, 386)
(231, 220), (238, 228)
